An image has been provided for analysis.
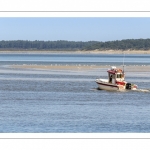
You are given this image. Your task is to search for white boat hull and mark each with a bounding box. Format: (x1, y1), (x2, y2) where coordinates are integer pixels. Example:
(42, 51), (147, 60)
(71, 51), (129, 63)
(96, 79), (119, 91)
(96, 79), (137, 91)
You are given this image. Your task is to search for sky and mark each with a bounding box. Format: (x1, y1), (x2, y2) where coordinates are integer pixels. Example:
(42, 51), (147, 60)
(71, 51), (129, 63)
(1, 17), (150, 42)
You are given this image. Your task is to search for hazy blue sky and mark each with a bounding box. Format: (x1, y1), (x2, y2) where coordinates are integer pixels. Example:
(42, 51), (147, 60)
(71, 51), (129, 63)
(1, 17), (150, 41)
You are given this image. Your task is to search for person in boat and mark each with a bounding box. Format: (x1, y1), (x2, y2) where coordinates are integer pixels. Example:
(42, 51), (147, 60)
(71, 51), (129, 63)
(109, 75), (112, 83)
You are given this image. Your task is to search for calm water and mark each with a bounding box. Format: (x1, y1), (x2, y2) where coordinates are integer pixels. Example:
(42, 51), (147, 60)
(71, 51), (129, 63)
(0, 53), (150, 133)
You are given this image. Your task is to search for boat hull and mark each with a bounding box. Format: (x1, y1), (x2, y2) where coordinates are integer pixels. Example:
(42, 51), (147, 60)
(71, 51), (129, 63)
(96, 79), (137, 91)
(96, 79), (119, 91)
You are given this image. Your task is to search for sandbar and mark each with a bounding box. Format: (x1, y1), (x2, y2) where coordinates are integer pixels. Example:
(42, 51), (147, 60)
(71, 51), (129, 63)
(1, 50), (150, 54)
(10, 64), (150, 72)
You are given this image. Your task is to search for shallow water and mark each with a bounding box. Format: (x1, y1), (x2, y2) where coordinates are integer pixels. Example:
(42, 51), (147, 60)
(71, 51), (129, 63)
(0, 53), (150, 132)
(1, 53), (150, 66)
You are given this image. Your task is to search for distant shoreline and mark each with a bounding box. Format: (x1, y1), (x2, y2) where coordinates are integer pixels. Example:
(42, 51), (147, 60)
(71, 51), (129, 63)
(1, 50), (150, 54)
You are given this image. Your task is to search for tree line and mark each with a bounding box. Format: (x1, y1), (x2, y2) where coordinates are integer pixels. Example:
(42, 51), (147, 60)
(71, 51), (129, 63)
(0, 40), (98, 50)
(85, 39), (150, 50)
(0, 39), (150, 51)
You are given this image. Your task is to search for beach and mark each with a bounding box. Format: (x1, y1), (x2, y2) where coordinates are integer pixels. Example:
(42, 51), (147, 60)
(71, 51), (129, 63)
(1, 49), (150, 54)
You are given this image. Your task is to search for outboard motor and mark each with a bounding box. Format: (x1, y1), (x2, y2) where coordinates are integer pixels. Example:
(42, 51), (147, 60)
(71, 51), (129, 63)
(126, 83), (131, 90)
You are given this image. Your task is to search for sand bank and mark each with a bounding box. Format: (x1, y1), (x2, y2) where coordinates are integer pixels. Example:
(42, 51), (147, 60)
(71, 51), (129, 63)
(1, 50), (150, 54)
(11, 64), (100, 70)
(10, 64), (150, 72)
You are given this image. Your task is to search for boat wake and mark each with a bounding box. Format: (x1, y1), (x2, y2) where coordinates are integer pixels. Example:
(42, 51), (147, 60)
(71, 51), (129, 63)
(135, 89), (150, 93)
(90, 88), (100, 91)
(91, 87), (150, 93)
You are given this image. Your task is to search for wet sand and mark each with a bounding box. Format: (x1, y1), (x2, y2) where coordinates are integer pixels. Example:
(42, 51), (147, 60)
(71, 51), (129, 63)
(11, 64), (102, 70)
(10, 64), (150, 72)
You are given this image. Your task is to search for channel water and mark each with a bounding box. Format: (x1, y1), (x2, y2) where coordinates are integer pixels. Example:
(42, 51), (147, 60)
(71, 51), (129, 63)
(0, 53), (150, 132)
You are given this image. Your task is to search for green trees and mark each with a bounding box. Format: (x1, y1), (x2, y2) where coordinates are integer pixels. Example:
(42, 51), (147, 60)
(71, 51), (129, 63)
(0, 40), (97, 50)
(0, 39), (150, 51)
(84, 39), (150, 50)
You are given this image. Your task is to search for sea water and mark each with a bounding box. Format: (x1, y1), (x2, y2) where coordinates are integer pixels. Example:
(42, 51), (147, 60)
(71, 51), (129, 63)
(0, 53), (150, 132)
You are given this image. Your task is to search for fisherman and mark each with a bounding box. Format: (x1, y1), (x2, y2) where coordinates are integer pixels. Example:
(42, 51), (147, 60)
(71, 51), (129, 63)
(110, 75), (112, 83)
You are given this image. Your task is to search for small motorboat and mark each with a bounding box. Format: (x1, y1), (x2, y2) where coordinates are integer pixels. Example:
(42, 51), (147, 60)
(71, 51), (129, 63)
(95, 66), (138, 91)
